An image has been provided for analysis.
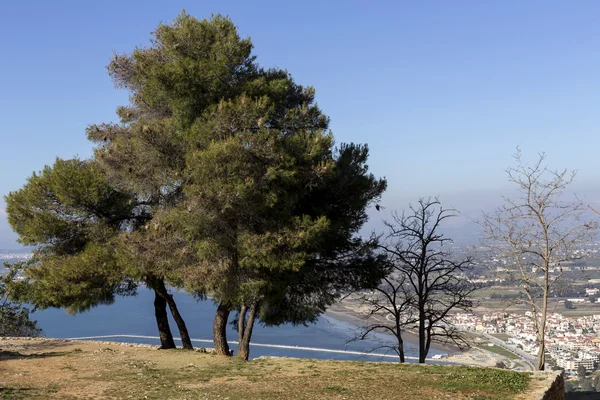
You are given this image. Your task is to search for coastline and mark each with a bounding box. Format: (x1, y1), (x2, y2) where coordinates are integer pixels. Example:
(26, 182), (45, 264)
(324, 300), (512, 368)
(324, 301), (458, 354)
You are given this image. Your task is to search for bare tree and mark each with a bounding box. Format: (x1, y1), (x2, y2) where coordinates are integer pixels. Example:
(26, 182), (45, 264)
(482, 149), (597, 371)
(367, 198), (474, 363)
(353, 271), (416, 362)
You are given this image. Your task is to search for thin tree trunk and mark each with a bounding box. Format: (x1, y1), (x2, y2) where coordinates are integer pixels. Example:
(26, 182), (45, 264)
(397, 337), (405, 363)
(536, 279), (549, 371)
(237, 302), (258, 361)
(419, 306), (426, 363)
(536, 340), (546, 371)
(153, 288), (176, 349)
(395, 316), (405, 363)
(155, 280), (193, 350)
(425, 326), (432, 361)
(213, 301), (232, 356)
(418, 266), (427, 363)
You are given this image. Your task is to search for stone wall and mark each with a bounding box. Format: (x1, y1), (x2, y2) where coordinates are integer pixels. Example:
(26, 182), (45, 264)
(539, 372), (564, 400)
(523, 371), (564, 400)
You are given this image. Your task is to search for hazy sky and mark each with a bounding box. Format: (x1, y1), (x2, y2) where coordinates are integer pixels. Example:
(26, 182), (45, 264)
(2, 1), (600, 247)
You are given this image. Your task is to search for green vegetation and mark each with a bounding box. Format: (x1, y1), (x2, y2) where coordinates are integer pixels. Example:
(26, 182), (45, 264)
(89, 361), (530, 400)
(473, 287), (522, 300)
(479, 344), (519, 360)
(555, 303), (600, 318)
(426, 366), (530, 395)
(0, 263), (41, 337)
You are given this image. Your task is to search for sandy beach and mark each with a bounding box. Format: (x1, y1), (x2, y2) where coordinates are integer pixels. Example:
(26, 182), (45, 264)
(325, 299), (510, 368)
(324, 300), (459, 354)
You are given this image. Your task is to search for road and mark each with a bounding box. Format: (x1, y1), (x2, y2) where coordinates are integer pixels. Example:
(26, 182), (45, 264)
(481, 332), (536, 370)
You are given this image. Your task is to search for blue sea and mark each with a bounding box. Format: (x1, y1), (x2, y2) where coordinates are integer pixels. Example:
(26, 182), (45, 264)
(31, 289), (442, 362)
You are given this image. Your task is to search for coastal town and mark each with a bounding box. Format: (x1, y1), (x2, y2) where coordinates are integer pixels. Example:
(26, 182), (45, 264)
(451, 305), (600, 374)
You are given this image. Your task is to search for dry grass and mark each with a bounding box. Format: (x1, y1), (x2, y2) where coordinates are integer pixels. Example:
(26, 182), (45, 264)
(0, 339), (533, 400)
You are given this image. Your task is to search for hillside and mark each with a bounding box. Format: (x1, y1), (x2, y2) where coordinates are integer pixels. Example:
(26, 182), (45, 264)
(0, 338), (546, 400)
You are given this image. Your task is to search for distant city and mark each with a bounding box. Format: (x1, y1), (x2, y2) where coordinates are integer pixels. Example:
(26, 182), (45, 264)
(0, 250), (31, 262)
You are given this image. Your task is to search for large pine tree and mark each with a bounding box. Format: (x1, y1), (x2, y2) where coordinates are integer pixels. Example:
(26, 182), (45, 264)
(89, 12), (386, 359)
(4, 158), (193, 349)
(8, 12), (386, 359)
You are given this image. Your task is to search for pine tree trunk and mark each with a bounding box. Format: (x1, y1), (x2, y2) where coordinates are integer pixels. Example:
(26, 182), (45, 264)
(153, 288), (176, 349)
(238, 305), (247, 345)
(237, 303), (258, 361)
(213, 302), (232, 356)
(155, 280), (194, 350)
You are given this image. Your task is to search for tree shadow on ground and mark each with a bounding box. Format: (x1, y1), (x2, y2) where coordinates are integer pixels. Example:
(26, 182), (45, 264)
(0, 349), (75, 361)
(0, 338), (81, 355)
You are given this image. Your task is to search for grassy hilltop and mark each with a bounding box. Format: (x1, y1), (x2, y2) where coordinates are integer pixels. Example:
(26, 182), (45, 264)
(0, 339), (537, 400)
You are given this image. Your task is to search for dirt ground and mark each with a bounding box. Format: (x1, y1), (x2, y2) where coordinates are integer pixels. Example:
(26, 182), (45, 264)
(0, 338), (535, 400)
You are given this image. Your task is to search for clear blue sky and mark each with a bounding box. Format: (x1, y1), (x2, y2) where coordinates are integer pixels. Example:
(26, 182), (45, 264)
(2, 1), (600, 247)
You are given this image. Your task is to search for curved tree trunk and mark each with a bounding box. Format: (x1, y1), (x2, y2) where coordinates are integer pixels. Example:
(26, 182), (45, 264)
(155, 280), (194, 350)
(237, 302), (259, 361)
(213, 301), (232, 356)
(424, 326), (432, 362)
(394, 315), (406, 363)
(157, 279), (194, 350)
(536, 341), (546, 371)
(153, 288), (176, 349)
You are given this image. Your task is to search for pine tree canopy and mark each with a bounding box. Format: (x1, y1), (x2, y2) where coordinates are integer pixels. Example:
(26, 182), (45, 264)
(5, 159), (138, 312)
(6, 12), (387, 331)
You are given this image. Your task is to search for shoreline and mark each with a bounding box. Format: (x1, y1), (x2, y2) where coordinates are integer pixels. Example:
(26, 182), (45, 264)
(324, 301), (458, 354)
(324, 301), (512, 368)
(323, 301), (514, 368)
